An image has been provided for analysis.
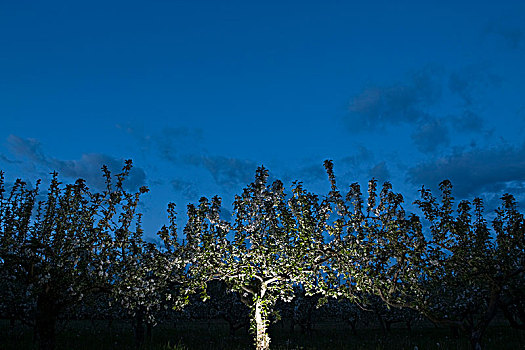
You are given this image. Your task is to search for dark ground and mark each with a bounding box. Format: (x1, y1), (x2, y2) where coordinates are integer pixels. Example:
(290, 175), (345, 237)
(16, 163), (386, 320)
(1, 319), (524, 349)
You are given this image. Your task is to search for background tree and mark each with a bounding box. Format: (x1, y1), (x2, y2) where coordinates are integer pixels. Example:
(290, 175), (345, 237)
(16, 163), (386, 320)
(0, 161), (147, 350)
(410, 181), (522, 350)
(322, 160), (426, 311)
(0, 173), (40, 330)
(492, 194), (525, 330)
(110, 225), (190, 348)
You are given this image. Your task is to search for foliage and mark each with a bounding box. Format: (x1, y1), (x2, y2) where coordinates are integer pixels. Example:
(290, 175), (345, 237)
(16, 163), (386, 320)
(182, 166), (332, 350)
(322, 160), (426, 307)
(0, 161), (163, 350)
(1, 160), (525, 350)
(410, 181), (524, 349)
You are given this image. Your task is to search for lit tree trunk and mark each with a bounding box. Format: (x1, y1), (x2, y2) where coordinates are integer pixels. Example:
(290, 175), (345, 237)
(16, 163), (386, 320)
(254, 284), (270, 350)
(254, 299), (270, 350)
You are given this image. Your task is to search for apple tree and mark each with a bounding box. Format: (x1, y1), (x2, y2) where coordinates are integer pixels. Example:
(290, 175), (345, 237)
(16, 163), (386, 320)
(0, 161), (147, 350)
(410, 181), (522, 350)
(183, 166), (333, 350)
(322, 160), (426, 309)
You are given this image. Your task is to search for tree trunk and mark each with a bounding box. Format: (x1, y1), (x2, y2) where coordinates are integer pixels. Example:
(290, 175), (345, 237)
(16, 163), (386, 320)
(375, 312), (386, 334)
(35, 293), (58, 350)
(228, 320), (236, 336)
(133, 310), (145, 349)
(305, 307), (313, 335)
(406, 319), (412, 332)
(9, 317), (15, 332)
(469, 330), (483, 350)
(466, 286), (499, 350)
(450, 326), (460, 338)
(348, 318), (357, 335)
(255, 298), (270, 350)
(146, 322), (152, 343)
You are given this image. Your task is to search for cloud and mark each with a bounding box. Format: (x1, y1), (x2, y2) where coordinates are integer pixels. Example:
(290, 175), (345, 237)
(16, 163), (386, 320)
(156, 127), (204, 163)
(0, 153), (21, 164)
(411, 118), (450, 153)
(449, 111), (484, 133)
(116, 123), (153, 153)
(185, 155), (258, 189)
(170, 179), (198, 200)
(7, 136), (45, 162)
(120, 125), (260, 191)
(345, 65), (498, 156)
(333, 146), (378, 182)
(295, 163), (329, 184)
(7, 135), (146, 191)
(51, 154), (147, 191)
(448, 66), (500, 106)
(118, 124), (205, 164)
(340, 146), (374, 167)
(485, 22), (524, 49)
(407, 144), (525, 197)
(346, 67), (443, 131)
(369, 162), (390, 182)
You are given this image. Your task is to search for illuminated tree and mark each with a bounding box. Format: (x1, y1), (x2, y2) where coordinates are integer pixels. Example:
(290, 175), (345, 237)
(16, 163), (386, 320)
(183, 166), (332, 350)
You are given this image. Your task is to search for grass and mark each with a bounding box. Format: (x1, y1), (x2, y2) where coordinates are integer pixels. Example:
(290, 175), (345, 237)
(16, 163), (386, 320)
(1, 319), (524, 349)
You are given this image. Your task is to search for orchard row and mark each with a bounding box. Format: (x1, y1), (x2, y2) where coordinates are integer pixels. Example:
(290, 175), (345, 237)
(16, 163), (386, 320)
(0, 160), (523, 350)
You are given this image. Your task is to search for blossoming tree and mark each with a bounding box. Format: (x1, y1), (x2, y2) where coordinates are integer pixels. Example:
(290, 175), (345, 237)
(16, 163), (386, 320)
(412, 182), (525, 350)
(183, 166), (333, 350)
(0, 161), (147, 350)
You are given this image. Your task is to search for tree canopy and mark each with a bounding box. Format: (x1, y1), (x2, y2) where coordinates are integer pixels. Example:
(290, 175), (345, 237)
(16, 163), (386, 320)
(1, 160), (524, 350)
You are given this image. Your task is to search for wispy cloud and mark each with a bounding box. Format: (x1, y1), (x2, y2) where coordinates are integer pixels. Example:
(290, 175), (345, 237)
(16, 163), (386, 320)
(411, 118), (450, 153)
(117, 124), (205, 163)
(369, 161), (390, 182)
(449, 111), (484, 133)
(345, 65), (498, 155)
(121, 125), (261, 191)
(184, 154), (258, 189)
(484, 21), (524, 49)
(7, 135), (146, 191)
(448, 65), (500, 107)
(7, 136), (45, 162)
(0, 153), (21, 164)
(116, 123), (153, 154)
(170, 178), (198, 200)
(347, 66), (443, 131)
(340, 146), (374, 167)
(156, 127), (204, 163)
(407, 144), (525, 197)
(292, 162), (328, 182)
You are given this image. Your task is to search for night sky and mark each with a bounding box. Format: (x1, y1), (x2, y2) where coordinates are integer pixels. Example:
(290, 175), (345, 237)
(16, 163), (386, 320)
(1, 1), (525, 238)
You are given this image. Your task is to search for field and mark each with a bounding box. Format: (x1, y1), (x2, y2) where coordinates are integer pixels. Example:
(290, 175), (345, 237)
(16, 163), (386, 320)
(2, 319), (524, 350)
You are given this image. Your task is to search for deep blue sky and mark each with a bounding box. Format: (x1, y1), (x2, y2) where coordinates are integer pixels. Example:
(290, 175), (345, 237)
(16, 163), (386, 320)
(1, 1), (525, 237)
